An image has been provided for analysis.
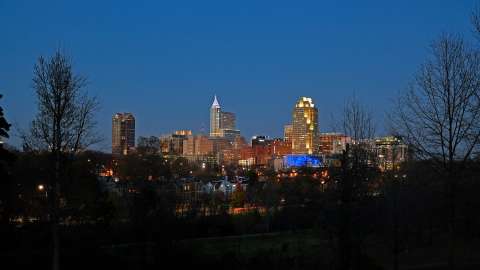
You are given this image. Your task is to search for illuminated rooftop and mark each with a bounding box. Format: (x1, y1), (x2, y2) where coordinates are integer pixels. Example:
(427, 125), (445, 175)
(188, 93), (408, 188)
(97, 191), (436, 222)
(295, 97), (315, 108)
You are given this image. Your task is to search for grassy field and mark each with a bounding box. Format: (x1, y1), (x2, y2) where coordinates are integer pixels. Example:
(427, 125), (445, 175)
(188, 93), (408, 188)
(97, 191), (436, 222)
(176, 230), (378, 270)
(177, 230), (480, 270)
(10, 227), (479, 270)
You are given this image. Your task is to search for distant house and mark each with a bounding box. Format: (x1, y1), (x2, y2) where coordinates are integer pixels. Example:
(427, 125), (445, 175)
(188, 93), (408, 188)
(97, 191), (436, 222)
(219, 180), (234, 195)
(202, 182), (214, 194)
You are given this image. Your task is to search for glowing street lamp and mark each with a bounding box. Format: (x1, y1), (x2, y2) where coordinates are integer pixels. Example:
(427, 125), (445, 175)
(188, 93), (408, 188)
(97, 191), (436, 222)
(37, 184), (48, 198)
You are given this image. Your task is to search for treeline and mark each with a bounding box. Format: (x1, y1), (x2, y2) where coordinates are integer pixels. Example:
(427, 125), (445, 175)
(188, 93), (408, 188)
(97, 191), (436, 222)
(3, 145), (480, 269)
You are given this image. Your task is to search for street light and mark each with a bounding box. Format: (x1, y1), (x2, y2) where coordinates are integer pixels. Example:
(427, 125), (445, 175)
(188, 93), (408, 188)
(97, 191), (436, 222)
(37, 184), (48, 198)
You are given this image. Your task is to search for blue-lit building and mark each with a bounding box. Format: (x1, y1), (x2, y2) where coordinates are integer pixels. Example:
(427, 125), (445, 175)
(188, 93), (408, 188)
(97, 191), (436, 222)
(284, 154), (323, 168)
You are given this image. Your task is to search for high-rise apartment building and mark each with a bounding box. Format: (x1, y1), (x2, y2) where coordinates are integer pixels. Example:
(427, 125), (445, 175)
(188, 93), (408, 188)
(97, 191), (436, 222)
(290, 97), (319, 155)
(112, 113), (135, 156)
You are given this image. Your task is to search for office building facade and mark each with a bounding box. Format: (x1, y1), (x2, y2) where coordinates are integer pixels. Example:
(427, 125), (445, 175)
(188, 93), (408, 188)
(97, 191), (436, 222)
(291, 97), (319, 155)
(112, 113), (135, 156)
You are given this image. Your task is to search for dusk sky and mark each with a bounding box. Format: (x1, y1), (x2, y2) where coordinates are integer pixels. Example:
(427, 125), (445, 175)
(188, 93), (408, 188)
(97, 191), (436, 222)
(0, 0), (477, 151)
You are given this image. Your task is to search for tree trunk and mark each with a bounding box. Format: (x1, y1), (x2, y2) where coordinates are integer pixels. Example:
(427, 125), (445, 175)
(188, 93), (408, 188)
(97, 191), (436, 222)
(52, 148), (61, 270)
(52, 220), (60, 270)
(393, 179), (399, 270)
(339, 145), (352, 270)
(51, 181), (60, 270)
(448, 174), (456, 270)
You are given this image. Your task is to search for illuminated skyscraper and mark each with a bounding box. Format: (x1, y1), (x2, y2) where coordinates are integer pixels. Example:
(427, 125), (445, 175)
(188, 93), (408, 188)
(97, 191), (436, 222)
(210, 95), (221, 137)
(291, 97), (319, 154)
(112, 113), (135, 156)
(210, 95), (239, 139)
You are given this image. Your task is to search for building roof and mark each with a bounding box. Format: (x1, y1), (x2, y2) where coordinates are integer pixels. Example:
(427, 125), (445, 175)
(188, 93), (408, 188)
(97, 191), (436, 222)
(211, 95), (221, 108)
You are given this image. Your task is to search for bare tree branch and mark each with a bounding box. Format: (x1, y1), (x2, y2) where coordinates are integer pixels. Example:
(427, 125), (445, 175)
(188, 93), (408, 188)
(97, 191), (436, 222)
(22, 49), (100, 270)
(390, 34), (480, 270)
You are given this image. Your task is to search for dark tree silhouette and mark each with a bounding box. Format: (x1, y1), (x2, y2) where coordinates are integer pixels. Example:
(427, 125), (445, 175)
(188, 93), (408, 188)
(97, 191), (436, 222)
(22, 50), (99, 270)
(0, 94), (14, 226)
(392, 35), (480, 270)
(336, 95), (377, 270)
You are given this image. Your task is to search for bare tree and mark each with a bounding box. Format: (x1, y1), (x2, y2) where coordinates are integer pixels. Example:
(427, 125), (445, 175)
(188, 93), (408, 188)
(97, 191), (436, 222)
(22, 50), (99, 270)
(0, 94), (14, 227)
(391, 34), (480, 270)
(471, 7), (480, 41)
(335, 95), (377, 270)
(342, 95), (376, 144)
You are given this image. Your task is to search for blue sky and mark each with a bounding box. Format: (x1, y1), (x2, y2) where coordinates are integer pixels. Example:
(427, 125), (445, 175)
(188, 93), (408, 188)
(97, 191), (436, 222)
(0, 0), (477, 151)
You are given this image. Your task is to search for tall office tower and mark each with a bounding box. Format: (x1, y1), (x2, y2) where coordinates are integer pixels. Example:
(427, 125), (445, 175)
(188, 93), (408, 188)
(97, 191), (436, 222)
(291, 97), (319, 155)
(210, 95), (221, 137)
(284, 124), (293, 142)
(220, 111), (236, 130)
(112, 112), (135, 156)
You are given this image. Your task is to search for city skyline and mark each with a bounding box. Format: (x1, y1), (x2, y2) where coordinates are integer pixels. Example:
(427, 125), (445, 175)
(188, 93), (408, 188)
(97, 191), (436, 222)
(2, 2), (480, 270)
(1, 1), (478, 150)
(4, 91), (387, 150)
(111, 95), (406, 172)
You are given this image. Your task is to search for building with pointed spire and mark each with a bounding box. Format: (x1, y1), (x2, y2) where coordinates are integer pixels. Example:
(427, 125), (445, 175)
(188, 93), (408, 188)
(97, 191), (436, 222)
(210, 95), (222, 137)
(210, 95), (239, 141)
